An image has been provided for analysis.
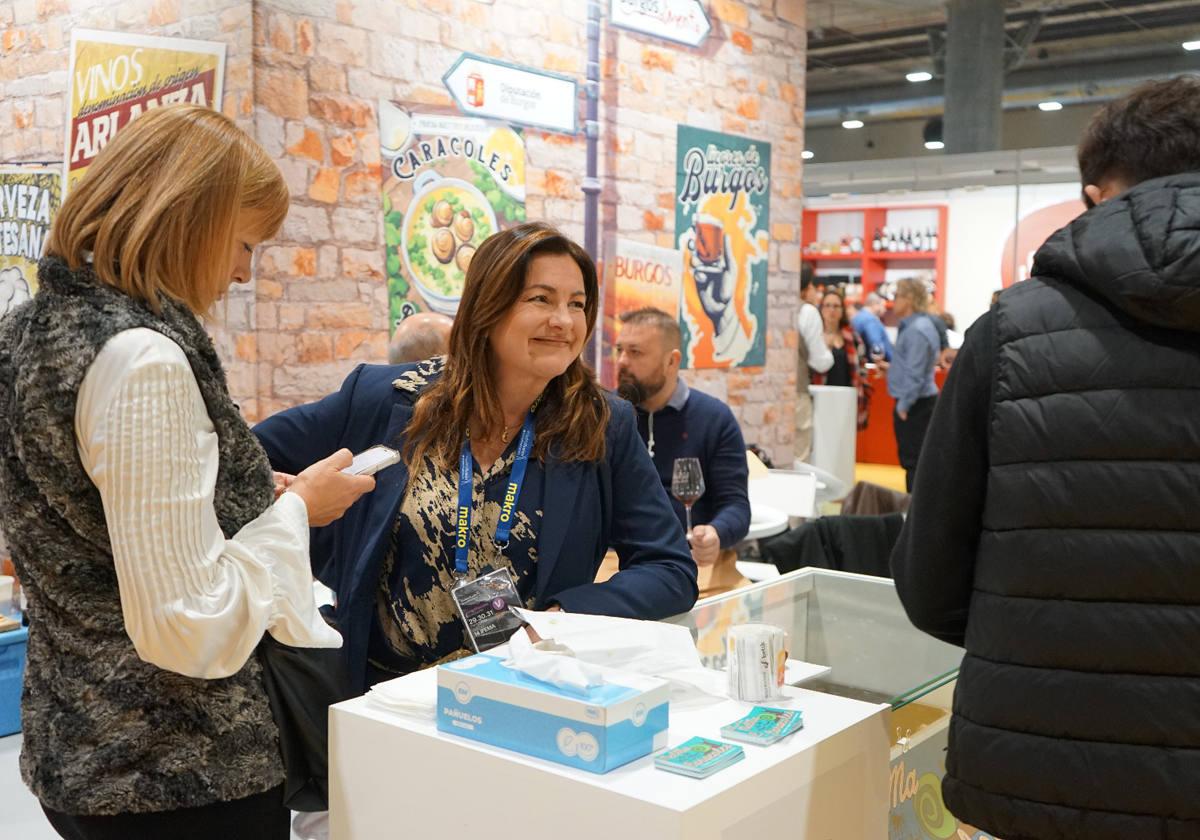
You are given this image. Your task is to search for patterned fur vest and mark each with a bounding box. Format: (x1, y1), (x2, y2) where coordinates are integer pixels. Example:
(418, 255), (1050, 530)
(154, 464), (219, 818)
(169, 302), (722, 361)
(0, 256), (283, 815)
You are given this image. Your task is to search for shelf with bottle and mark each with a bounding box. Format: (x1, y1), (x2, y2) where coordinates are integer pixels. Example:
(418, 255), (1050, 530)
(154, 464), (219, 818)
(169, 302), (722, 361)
(864, 251), (938, 261)
(801, 203), (948, 309)
(868, 225), (939, 255)
(802, 234), (864, 257)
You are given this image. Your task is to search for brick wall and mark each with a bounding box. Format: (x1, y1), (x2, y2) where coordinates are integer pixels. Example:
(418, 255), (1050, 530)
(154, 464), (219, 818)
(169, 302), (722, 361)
(0, 0), (258, 402)
(2, 0), (807, 465)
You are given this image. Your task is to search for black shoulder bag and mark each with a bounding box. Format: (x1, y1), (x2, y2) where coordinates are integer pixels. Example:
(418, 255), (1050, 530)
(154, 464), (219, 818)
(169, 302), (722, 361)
(257, 635), (354, 812)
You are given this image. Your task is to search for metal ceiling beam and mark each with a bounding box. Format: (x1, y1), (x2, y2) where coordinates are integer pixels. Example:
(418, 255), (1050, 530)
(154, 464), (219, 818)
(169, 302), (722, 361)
(807, 0), (1193, 53)
(805, 52), (1200, 124)
(807, 2), (1200, 70)
(1004, 13), (1045, 73)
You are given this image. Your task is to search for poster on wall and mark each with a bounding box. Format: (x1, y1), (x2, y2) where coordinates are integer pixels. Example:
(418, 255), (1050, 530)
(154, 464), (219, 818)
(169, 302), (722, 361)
(598, 237), (683, 387)
(378, 101), (527, 330)
(675, 125), (770, 369)
(0, 165), (61, 319)
(65, 29), (226, 194)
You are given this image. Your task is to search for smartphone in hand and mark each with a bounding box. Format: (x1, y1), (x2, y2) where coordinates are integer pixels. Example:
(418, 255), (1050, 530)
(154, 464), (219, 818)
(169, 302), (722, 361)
(342, 444), (401, 477)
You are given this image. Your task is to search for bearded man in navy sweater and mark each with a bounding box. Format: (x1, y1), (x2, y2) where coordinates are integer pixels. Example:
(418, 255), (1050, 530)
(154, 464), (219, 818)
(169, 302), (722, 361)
(615, 308), (750, 569)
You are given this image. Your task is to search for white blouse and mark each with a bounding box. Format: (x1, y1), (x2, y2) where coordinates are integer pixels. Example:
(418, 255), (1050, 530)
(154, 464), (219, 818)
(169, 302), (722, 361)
(75, 327), (340, 680)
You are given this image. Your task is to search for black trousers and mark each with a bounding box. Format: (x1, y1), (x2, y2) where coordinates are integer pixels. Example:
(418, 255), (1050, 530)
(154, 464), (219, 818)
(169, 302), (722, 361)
(894, 395), (937, 492)
(42, 784), (289, 840)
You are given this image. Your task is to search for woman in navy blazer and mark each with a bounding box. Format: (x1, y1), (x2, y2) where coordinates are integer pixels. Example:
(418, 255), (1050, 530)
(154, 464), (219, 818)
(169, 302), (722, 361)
(254, 223), (697, 693)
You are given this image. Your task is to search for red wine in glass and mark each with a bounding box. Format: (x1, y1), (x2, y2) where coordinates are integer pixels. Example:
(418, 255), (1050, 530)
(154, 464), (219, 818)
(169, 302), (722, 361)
(671, 457), (705, 536)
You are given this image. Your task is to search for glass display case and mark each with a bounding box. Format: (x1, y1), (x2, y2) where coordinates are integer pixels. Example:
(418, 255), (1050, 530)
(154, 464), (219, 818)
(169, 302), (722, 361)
(665, 568), (979, 840)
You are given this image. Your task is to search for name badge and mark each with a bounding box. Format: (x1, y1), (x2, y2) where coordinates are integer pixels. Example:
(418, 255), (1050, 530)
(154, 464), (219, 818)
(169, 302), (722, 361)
(451, 567), (525, 653)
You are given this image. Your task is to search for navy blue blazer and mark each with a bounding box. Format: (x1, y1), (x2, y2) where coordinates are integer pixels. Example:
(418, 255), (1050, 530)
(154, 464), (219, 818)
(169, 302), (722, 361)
(253, 361), (698, 692)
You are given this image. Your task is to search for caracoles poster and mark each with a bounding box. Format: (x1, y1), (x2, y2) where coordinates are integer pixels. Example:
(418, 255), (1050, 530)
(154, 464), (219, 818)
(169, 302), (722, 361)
(675, 125), (770, 369)
(378, 101), (526, 331)
(0, 166), (61, 319)
(65, 29), (225, 194)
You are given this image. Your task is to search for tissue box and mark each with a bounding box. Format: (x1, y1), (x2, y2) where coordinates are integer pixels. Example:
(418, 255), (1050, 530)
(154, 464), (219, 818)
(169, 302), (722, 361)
(0, 625), (28, 737)
(437, 653), (669, 774)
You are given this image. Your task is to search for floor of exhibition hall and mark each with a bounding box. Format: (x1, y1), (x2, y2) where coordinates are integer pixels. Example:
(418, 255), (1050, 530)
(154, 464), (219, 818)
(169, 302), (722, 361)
(0, 734), (310, 840)
(852, 463), (906, 494)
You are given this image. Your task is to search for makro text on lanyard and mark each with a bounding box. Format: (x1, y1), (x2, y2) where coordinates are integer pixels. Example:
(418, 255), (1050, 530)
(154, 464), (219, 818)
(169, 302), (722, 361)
(455, 411), (536, 578)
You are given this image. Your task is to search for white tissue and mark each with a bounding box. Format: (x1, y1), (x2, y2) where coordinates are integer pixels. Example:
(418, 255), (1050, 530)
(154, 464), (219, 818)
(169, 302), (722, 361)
(512, 608), (704, 674)
(509, 609), (732, 707)
(504, 629), (608, 695)
(367, 667), (438, 719)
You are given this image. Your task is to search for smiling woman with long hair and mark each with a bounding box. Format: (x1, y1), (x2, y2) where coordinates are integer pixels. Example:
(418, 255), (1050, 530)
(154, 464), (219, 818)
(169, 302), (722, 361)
(256, 222), (698, 691)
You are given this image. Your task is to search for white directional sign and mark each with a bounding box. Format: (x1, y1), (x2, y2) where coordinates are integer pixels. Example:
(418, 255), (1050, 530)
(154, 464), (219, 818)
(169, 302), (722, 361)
(443, 53), (578, 135)
(609, 0), (711, 47)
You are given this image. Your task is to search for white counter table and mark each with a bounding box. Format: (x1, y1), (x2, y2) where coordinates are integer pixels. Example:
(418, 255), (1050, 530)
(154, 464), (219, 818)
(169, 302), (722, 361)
(331, 569), (965, 840)
(330, 674), (889, 840)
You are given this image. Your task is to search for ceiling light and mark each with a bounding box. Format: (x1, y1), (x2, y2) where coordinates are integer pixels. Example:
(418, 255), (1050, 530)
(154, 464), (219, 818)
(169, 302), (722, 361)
(924, 140), (944, 150)
(802, 150), (814, 160)
(906, 71), (933, 83)
(1038, 101), (1063, 112)
(842, 119), (864, 129)
(1183, 40), (1200, 51)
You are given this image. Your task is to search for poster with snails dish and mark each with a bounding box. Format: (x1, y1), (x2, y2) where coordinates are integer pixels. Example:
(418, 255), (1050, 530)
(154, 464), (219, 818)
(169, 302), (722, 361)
(378, 101), (526, 330)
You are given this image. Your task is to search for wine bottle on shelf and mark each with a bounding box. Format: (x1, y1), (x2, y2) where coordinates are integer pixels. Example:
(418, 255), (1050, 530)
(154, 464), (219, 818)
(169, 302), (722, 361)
(872, 228), (882, 252)
(913, 228), (924, 252)
(929, 227), (938, 252)
(887, 227), (899, 252)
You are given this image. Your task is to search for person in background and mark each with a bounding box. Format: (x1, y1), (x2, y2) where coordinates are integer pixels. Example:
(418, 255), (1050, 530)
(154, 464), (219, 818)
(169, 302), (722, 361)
(850, 291), (893, 362)
(887, 277), (940, 491)
(388, 311), (453, 365)
(812, 288), (868, 430)
(746, 443), (774, 469)
(924, 299), (950, 357)
(812, 288), (860, 388)
(614, 307), (751, 568)
(937, 310), (962, 370)
(891, 75), (1200, 840)
(0, 104), (372, 839)
(255, 223), (697, 692)
(795, 264), (834, 462)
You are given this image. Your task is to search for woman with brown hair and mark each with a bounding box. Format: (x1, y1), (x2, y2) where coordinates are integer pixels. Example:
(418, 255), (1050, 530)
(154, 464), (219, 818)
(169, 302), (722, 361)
(0, 104), (373, 837)
(256, 221), (697, 691)
(811, 287), (869, 429)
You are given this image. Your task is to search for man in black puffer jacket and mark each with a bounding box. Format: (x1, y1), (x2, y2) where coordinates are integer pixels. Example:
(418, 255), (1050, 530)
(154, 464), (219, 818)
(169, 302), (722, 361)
(891, 76), (1200, 840)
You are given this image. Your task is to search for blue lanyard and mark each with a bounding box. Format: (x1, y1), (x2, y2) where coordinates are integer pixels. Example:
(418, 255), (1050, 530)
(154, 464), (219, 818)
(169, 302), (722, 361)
(455, 411), (536, 577)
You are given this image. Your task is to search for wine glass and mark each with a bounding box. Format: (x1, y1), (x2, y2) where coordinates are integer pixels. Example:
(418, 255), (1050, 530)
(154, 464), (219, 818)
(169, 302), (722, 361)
(671, 457), (706, 537)
(869, 342), (884, 363)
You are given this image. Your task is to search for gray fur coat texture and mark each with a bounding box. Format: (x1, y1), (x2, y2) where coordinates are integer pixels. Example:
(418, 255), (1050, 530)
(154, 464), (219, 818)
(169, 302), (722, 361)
(0, 256), (283, 815)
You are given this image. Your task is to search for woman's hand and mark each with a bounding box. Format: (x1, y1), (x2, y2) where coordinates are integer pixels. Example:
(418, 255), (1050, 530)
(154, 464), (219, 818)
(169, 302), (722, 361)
(288, 449), (376, 526)
(272, 471), (295, 500)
